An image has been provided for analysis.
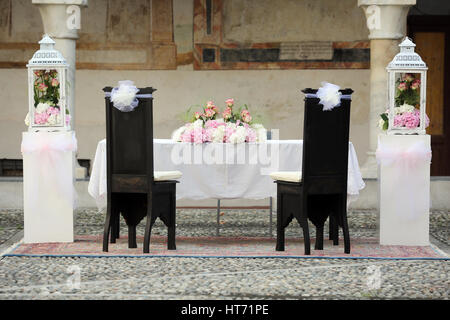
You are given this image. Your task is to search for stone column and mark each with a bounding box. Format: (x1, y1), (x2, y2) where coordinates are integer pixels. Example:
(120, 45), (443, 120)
(32, 0), (88, 178)
(358, 0), (416, 178)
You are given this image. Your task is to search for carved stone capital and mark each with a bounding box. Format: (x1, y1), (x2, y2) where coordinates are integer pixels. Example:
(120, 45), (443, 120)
(32, 0), (88, 40)
(358, 0), (416, 40)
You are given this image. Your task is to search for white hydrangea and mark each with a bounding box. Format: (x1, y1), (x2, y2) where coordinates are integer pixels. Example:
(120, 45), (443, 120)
(193, 119), (203, 128)
(399, 103), (415, 114)
(226, 122), (237, 130)
(229, 126), (246, 144)
(36, 102), (50, 114)
(212, 125), (225, 143)
(251, 124), (267, 142)
(171, 126), (186, 142)
(46, 114), (59, 125)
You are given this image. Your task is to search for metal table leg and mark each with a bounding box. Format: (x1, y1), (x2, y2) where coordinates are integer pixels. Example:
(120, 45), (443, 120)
(216, 199), (221, 236)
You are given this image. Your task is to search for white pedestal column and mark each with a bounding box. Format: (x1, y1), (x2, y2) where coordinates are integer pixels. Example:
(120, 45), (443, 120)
(358, 0), (416, 178)
(378, 134), (430, 246)
(23, 131), (76, 243)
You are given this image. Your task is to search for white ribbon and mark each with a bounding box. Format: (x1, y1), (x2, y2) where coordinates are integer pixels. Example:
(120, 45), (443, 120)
(305, 82), (351, 111)
(376, 139), (431, 221)
(106, 80), (151, 112)
(21, 132), (78, 209)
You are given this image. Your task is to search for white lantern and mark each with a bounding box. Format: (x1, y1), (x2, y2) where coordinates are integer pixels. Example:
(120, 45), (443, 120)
(26, 34), (70, 132)
(386, 37), (428, 135)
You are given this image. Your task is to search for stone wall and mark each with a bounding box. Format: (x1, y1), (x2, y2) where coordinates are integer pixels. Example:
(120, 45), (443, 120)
(0, 0), (370, 172)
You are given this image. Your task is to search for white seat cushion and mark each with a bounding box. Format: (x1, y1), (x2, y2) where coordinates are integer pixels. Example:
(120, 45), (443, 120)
(154, 171), (182, 181)
(269, 171), (302, 183)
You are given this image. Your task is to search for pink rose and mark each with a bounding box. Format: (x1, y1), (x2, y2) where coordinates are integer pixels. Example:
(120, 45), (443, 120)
(225, 98), (234, 106)
(241, 109), (252, 123)
(397, 82), (407, 92)
(223, 107), (232, 120)
(411, 79), (420, 90)
(194, 111), (202, 119)
(51, 78), (59, 87)
(204, 108), (215, 118)
(38, 83), (48, 92)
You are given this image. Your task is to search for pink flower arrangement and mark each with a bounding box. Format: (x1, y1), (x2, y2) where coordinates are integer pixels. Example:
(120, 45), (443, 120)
(379, 104), (430, 132)
(172, 99), (267, 144)
(26, 69), (69, 128)
(396, 73), (421, 106)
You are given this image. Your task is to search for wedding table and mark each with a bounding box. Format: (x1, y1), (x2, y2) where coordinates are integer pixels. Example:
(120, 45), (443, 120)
(88, 139), (365, 210)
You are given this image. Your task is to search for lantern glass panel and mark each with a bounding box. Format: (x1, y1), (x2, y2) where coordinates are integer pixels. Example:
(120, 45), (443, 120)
(391, 72), (422, 130)
(32, 69), (64, 127)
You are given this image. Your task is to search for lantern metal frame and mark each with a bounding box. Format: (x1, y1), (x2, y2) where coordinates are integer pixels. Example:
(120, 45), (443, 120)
(27, 34), (70, 132)
(386, 37), (428, 135)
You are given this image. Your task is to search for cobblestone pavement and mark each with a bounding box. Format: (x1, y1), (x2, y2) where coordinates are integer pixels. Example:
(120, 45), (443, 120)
(0, 208), (448, 300)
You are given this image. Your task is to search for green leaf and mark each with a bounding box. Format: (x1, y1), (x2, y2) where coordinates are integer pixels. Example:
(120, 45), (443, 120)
(380, 113), (388, 121)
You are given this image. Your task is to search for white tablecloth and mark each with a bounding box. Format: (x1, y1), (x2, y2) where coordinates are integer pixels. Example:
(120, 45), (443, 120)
(88, 139), (365, 209)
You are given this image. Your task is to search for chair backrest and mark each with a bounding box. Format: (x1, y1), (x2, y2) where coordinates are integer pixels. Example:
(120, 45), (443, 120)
(301, 88), (353, 195)
(103, 87), (156, 189)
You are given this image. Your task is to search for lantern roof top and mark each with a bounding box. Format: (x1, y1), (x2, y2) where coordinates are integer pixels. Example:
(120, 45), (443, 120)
(27, 34), (68, 67)
(387, 37), (427, 70)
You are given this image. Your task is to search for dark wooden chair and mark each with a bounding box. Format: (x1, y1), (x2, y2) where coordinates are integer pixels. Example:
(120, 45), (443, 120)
(270, 88), (353, 255)
(102, 86), (181, 253)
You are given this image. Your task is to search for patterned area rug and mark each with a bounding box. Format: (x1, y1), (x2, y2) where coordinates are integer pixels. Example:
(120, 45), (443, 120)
(6, 235), (448, 259)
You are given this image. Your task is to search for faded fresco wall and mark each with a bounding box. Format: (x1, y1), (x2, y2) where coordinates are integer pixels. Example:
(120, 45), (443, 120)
(0, 0), (370, 172)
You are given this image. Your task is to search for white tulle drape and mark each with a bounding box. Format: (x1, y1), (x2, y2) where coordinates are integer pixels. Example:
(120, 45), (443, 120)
(376, 139), (432, 221)
(21, 132), (78, 209)
(110, 80), (140, 112)
(305, 82), (352, 111)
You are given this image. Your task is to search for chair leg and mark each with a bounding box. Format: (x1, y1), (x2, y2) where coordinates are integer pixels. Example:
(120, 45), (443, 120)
(330, 214), (339, 246)
(299, 196), (310, 255)
(115, 211), (120, 239)
(128, 225), (137, 248)
(276, 193), (285, 251)
(143, 195), (154, 254)
(329, 214), (334, 240)
(167, 191), (176, 250)
(110, 209), (119, 243)
(341, 195), (350, 254)
(297, 216), (310, 256)
(102, 197), (112, 252)
(315, 225), (324, 250)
